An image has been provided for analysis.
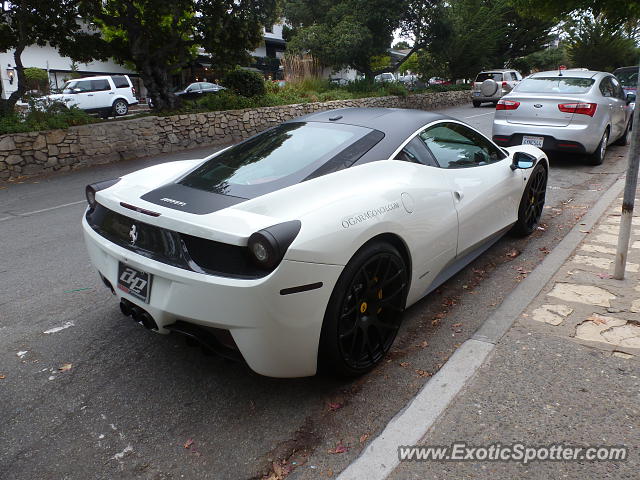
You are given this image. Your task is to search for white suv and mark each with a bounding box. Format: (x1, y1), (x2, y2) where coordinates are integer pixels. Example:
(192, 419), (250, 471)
(471, 69), (522, 107)
(49, 75), (138, 117)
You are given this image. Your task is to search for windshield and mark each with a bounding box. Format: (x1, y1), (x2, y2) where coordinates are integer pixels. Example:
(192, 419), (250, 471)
(515, 77), (595, 94)
(614, 68), (639, 88)
(179, 122), (383, 197)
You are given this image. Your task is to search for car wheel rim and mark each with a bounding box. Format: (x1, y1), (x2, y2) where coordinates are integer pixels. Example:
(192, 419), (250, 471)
(337, 253), (406, 370)
(116, 102), (127, 115)
(524, 168), (547, 230)
(599, 132), (608, 161)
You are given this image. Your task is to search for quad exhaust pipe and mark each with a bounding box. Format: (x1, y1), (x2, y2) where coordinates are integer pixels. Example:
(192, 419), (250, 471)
(119, 299), (158, 330)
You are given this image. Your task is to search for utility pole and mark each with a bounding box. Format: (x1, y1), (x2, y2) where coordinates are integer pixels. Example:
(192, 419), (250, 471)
(614, 64), (640, 280)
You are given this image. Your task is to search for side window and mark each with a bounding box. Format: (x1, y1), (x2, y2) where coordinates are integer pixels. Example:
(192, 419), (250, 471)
(599, 78), (615, 97)
(419, 123), (506, 169)
(394, 137), (438, 167)
(610, 77), (625, 100)
(91, 79), (110, 91)
(187, 83), (201, 92)
(73, 80), (93, 92)
(504, 72), (514, 82)
(515, 71), (522, 81)
(111, 75), (130, 88)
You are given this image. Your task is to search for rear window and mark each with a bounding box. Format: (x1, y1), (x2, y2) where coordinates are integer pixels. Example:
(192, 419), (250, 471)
(111, 75), (130, 88)
(515, 77), (595, 94)
(179, 122), (384, 198)
(475, 72), (503, 82)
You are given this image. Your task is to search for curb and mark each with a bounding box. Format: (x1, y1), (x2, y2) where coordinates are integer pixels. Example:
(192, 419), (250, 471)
(337, 175), (626, 480)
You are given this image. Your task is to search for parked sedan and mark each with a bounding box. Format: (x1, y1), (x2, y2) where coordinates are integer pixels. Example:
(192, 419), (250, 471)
(83, 108), (548, 378)
(492, 70), (635, 165)
(147, 82), (225, 108)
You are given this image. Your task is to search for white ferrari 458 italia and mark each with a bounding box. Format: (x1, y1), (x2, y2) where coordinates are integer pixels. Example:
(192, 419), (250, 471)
(83, 108), (548, 377)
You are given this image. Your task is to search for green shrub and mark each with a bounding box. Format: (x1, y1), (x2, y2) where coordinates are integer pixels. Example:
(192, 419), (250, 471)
(222, 68), (266, 97)
(0, 102), (97, 135)
(384, 82), (409, 97)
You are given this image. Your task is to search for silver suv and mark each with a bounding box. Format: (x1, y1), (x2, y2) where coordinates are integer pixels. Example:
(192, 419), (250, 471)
(48, 75), (138, 117)
(471, 69), (522, 107)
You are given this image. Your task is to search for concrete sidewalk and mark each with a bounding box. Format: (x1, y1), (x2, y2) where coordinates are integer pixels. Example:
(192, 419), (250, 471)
(340, 183), (640, 479)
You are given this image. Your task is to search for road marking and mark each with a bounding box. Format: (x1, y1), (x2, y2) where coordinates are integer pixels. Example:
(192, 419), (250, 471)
(464, 112), (495, 119)
(0, 199), (85, 222)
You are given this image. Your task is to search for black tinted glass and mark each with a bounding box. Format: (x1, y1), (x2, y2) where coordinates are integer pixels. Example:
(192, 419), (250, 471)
(91, 79), (110, 91)
(179, 122), (382, 198)
(112, 75), (130, 88)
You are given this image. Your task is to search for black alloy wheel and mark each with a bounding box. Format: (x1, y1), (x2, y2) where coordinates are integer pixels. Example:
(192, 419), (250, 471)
(320, 242), (408, 376)
(511, 164), (547, 237)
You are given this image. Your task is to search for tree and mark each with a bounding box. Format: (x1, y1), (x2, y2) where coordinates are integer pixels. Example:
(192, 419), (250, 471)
(83, 0), (277, 111)
(409, 0), (554, 81)
(566, 14), (639, 71)
(510, 0), (640, 23)
(0, 0), (96, 115)
(392, 41), (411, 49)
(284, 0), (406, 78)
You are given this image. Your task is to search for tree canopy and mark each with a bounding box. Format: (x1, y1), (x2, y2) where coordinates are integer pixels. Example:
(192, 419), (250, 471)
(284, 0), (405, 77)
(0, 0), (98, 113)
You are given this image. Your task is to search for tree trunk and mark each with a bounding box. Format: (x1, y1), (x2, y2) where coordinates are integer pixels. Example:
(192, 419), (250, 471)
(0, 44), (26, 116)
(138, 60), (182, 111)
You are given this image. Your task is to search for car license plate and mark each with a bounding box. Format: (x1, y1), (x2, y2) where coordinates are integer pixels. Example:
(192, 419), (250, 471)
(473, 92), (481, 97)
(522, 135), (544, 148)
(117, 262), (152, 303)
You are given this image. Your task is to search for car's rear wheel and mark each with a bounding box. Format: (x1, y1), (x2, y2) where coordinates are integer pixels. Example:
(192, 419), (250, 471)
(113, 99), (129, 116)
(614, 120), (631, 146)
(510, 163), (547, 237)
(473, 101), (481, 108)
(587, 129), (608, 166)
(319, 242), (408, 377)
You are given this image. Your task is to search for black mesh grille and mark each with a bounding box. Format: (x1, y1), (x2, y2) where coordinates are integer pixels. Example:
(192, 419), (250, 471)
(86, 204), (266, 279)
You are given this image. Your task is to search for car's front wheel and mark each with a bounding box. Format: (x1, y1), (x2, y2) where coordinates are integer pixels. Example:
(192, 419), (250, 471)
(510, 163), (547, 237)
(319, 242), (408, 377)
(113, 99), (129, 116)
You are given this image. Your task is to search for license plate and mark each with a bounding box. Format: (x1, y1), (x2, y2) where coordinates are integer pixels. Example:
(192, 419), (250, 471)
(473, 92), (481, 97)
(522, 135), (544, 148)
(117, 263), (152, 303)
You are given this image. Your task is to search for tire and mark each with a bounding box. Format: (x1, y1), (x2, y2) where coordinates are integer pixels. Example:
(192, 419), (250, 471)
(113, 99), (129, 116)
(319, 242), (409, 377)
(586, 129), (609, 166)
(510, 163), (547, 237)
(473, 101), (481, 108)
(614, 121), (630, 146)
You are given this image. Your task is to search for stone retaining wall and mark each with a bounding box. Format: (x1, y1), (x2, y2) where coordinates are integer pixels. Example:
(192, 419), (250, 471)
(0, 90), (471, 180)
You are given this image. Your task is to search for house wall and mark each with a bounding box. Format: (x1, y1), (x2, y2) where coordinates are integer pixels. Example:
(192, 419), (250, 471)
(0, 45), (134, 99)
(0, 90), (471, 180)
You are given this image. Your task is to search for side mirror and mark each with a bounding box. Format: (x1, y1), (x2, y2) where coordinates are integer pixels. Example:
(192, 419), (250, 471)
(627, 92), (636, 105)
(511, 151), (536, 171)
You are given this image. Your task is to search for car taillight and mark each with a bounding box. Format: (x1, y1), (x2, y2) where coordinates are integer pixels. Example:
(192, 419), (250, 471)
(132, 87), (136, 96)
(558, 102), (597, 117)
(502, 81), (508, 88)
(496, 100), (520, 110)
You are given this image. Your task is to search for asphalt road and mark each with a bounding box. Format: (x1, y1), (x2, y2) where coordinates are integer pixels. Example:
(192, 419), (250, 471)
(0, 103), (631, 480)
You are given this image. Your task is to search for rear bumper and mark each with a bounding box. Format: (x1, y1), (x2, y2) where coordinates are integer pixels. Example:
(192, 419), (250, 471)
(471, 90), (507, 102)
(83, 216), (344, 377)
(492, 119), (599, 153)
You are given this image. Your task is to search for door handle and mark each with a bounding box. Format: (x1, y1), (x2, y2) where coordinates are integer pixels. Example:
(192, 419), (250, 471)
(87, 94), (94, 96)
(109, 92), (115, 94)
(454, 191), (464, 201)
